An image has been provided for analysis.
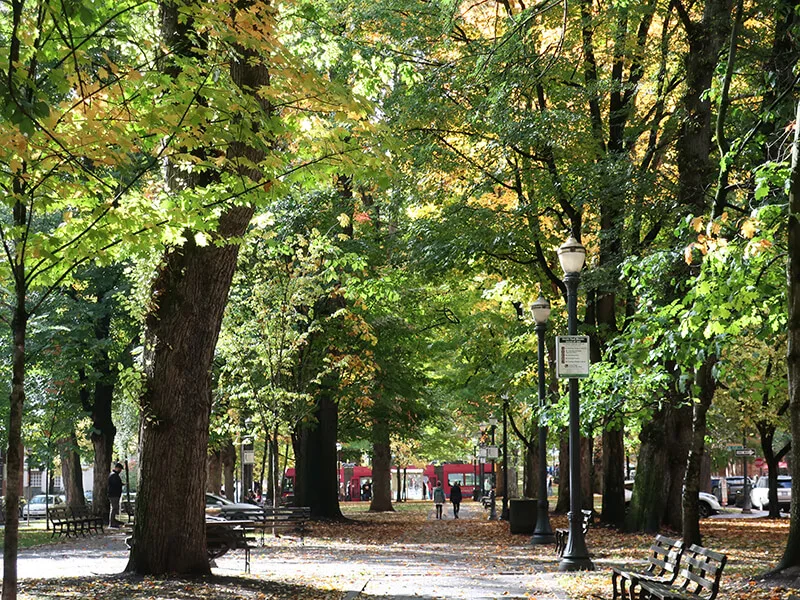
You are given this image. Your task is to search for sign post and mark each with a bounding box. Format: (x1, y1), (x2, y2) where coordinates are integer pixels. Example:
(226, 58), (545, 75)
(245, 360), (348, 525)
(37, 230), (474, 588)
(555, 336), (591, 379)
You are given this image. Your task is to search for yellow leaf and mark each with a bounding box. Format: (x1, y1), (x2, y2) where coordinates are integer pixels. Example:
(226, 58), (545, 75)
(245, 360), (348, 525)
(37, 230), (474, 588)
(684, 244), (695, 265)
(337, 213), (350, 228)
(741, 219), (757, 239)
(691, 216), (704, 232)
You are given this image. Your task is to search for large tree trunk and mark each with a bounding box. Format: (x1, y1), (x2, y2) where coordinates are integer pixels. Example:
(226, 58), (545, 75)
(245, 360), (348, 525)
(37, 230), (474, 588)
(601, 425), (625, 528)
(370, 420), (393, 512)
(682, 358), (717, 546)
(626, 389), (692, 533)
(3, 291), (27, 600)
(126, 201), (253, 575)
(89, 373), (115, 522)
(207, 450), (222, 494)
(293, 388), (344, 519)
(776, 99), (800, 571)
(59, 431), (85, 507)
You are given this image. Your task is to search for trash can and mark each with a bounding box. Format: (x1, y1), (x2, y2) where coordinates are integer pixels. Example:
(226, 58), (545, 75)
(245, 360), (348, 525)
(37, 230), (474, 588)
(509, 498), (537, 534)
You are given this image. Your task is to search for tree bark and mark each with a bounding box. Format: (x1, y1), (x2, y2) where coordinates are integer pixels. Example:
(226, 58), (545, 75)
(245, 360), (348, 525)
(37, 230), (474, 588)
(369, 420), (394, 512)
(59, 431), (85, 507)
(776, 98), (800, 571)
(682, 358), (717, 546)
(601, 425), (626, 528)
(207, 450), (222, 494)
(3, 292), (26, 600)
(126, 200), (253, 575)
(221, 441), (236, 501)
(293, 387), (344, 519)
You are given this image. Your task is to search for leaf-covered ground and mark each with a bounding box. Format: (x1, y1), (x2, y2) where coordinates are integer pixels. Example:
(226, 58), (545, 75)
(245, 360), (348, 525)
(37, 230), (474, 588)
(12, 502), (800, 599)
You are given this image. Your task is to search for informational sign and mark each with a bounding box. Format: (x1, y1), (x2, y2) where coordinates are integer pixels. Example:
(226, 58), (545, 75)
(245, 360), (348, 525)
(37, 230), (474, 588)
(556, 336), (591, 378)
(726, 444), (743, 451)
(478, 447), (488, 459)
(486, 446), (499, 459)
(735, 448), (755, 456)
(243, 450), (255, 465)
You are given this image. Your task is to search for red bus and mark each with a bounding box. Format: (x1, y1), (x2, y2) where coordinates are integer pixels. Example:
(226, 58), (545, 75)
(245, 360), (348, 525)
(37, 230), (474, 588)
(284, 462), (494, 502)
(423, 463), (494, 500)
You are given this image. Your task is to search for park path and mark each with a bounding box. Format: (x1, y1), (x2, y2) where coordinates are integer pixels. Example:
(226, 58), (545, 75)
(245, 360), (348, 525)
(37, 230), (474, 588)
(9, 502), (569, 600)
(216, 502), (569, 600)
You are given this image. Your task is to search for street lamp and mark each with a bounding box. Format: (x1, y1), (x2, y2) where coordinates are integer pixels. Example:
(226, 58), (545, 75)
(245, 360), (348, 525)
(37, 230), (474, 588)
(489, 417), (498, 520)
(501, 393), (510, 520)
(557, 235), (594, 571)
(530, 294), (555, 545)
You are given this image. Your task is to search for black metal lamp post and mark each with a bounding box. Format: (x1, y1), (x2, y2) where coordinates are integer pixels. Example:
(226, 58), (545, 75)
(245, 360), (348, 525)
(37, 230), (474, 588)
(557, 235), (594, 571)
(489, 417), (498, 520)
(530, 294), (555, 545)
(479, 423), (488, 501)
(501, 394), (510, 520)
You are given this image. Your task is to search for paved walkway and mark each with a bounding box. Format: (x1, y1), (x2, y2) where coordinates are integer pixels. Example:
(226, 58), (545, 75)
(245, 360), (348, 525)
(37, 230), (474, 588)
(9, 503), (569, 600)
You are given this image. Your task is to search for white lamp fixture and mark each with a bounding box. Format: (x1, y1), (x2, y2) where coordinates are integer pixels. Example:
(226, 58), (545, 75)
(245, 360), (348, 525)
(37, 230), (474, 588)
(557, 236), (586, 274)
(530, 295), (551, 324)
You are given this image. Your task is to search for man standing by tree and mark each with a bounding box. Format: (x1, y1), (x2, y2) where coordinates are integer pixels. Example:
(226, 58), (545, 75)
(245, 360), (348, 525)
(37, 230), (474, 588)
(108, 463), (123, 528)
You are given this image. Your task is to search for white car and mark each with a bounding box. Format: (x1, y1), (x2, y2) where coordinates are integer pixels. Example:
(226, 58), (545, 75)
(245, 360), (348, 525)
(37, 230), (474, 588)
(624, 482), (721, 518)
(22, 494), (64, 518)
(751, 475), (791, 511)
(698, 491), (722, 518)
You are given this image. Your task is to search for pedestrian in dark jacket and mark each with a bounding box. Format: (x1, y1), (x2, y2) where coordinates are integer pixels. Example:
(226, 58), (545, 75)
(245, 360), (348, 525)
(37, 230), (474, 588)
(450, 481), (463, 518)
(108, 462), (123, 527)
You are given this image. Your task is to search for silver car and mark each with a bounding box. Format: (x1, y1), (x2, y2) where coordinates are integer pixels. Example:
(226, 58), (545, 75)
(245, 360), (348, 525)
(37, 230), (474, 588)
(205, 493), (265, 521)
(22, 494), (64, 518)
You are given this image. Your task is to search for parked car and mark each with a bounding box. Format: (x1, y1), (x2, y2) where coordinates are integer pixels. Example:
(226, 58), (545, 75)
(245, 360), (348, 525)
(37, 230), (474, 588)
(698, 491), (723, 518)
(205, 493), (265, 521)
(624, 481), (721, 518)
(22, 494), (64, 518)
(751, 475), (792, 511)
(711, 476), (751, 506)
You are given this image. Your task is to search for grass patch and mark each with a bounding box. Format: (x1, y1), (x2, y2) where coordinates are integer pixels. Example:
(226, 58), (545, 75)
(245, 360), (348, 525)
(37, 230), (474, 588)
(0, 526), (61, 549)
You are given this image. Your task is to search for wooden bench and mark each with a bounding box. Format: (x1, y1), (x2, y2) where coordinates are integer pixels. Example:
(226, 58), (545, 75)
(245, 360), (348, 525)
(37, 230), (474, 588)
(636, 544), (727, 600)
(255, 506), (311, 544)
(555, 509), (593, 556)
(611, 535), (684, 599)
(48, 506), (104, 537)
(206, 518), (255, 573)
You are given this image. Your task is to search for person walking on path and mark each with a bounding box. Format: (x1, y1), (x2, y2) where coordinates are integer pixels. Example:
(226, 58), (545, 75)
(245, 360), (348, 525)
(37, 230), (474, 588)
(433, 482), (445, 519)
(108, 462), (123, 528)
(450, 481), (462, 518)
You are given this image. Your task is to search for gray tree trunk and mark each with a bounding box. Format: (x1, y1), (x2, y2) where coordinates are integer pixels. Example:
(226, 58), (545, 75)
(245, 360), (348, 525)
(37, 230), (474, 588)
(59, 431), (85, 507)
(369, 421), (394, 512)
(777, 99), (800, 571)
(207, 451), (222, 494)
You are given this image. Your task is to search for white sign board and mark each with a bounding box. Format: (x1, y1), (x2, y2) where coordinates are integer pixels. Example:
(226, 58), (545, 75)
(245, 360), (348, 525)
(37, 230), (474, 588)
(556, 335), (591, 378)
(243, 450), (255, 465)
(486, 446), (499, 459)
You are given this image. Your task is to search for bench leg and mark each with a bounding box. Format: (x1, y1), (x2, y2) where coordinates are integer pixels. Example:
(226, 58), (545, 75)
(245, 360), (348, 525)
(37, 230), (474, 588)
(245, 547), (250, 574)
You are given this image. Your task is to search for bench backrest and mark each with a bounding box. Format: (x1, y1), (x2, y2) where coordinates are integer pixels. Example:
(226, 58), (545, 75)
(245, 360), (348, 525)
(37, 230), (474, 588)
(263, 506), (311, 519)
(69, 506), (88, 517)
(48, 506), (70, 522)
(674, 544), (727, 600)
(645, 535), (684, 579)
